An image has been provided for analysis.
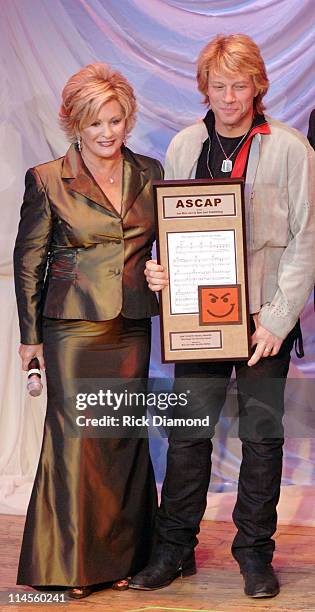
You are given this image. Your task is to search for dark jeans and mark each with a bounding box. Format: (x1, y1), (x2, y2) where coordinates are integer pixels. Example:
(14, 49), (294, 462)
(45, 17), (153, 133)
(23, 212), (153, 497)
(156, 319), (298, 567)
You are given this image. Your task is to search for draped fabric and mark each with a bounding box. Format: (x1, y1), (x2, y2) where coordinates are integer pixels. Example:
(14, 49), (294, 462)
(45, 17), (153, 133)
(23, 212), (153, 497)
(1, 0), (314, 523)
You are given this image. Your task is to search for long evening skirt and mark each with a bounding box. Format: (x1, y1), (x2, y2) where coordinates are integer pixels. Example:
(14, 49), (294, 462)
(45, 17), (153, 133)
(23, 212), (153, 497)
(17, 315), (157, 587)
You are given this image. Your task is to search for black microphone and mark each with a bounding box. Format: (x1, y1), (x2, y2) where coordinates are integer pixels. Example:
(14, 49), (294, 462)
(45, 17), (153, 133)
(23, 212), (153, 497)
(27, 358), (43, 397)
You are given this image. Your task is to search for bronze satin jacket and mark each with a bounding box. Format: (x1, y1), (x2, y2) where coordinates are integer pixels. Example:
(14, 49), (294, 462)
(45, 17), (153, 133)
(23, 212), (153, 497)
(14, 144), (163, 344)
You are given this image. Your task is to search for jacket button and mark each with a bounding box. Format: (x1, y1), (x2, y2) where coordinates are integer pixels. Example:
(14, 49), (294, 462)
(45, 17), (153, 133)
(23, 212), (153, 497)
(114, 239), (121, 244)
(114, 268), (121, 276)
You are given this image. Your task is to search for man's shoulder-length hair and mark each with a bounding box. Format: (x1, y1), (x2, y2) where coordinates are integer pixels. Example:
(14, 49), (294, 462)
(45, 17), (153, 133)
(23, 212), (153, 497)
(197, 33), (269, 114)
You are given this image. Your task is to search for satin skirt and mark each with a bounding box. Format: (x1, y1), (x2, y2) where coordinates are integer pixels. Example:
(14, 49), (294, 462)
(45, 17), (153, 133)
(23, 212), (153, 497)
(17, 316), (157, 587)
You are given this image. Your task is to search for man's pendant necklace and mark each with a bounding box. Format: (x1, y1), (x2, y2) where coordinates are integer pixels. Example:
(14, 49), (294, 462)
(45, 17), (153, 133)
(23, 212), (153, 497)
(215, 129), (249, 173)
(206, 142), (214, 179)
(221, 158), (233, 173)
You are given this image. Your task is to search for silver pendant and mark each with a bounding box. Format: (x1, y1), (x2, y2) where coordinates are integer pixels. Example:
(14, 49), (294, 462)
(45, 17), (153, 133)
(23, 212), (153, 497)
(221, 159), (233, 173)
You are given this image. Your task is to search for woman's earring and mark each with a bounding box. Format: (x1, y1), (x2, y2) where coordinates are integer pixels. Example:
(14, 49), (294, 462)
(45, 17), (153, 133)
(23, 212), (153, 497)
(77, 137), (81, 152)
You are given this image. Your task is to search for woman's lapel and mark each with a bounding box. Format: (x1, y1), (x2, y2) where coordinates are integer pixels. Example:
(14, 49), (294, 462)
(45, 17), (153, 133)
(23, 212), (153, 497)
(61, 144), (150, 217)
(121, 147), (149, 218)
(61, 144), (117, 214)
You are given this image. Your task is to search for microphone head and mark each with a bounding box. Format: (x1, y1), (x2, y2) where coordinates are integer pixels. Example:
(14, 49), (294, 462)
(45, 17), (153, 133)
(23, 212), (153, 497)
(27, 379), (43, 397)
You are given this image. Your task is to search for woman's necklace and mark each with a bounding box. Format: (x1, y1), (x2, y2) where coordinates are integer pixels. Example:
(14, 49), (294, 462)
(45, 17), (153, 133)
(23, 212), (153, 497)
(215, 130), (249, 173)
(106, 159), (122, 184)
(81, 154), (122, 184)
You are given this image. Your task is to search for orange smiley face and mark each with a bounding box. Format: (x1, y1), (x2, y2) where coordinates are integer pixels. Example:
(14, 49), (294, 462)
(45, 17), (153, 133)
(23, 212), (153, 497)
(199, 285), (242, 325)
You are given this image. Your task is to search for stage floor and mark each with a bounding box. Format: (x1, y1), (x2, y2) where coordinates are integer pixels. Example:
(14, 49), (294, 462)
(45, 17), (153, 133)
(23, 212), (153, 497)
(1, 516), (315, 611)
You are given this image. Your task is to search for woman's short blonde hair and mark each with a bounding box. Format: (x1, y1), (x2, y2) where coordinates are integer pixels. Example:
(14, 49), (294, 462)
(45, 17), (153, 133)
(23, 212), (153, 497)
(197, 34), (269, 114)
(59, 62), (137, 141)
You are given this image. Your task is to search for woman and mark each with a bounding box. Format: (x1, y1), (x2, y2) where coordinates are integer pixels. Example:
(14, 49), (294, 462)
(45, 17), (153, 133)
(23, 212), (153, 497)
(14, 62), (163, 598)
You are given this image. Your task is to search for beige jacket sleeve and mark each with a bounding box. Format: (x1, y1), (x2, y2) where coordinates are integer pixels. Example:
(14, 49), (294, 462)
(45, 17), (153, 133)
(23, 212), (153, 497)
(258, 140), (315, 338)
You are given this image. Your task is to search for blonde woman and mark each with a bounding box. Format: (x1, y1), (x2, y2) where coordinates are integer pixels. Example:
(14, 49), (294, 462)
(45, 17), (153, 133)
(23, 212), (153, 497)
(14, 63), (163, 598)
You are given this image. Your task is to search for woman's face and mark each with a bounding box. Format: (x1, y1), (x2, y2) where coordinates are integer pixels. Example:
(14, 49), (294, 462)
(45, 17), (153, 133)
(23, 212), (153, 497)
(80, 99), (126, 161)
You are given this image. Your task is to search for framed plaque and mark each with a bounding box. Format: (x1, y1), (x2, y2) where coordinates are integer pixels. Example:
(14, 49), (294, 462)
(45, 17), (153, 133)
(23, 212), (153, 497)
(153, 178), (250, 362)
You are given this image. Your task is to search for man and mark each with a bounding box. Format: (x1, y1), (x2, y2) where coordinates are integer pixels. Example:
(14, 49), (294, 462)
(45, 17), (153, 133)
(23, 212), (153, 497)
(130, 34), (315, 598)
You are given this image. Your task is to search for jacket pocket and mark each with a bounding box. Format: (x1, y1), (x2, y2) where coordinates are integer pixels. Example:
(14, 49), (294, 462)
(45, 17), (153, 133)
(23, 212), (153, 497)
(48, 248), (77, 280)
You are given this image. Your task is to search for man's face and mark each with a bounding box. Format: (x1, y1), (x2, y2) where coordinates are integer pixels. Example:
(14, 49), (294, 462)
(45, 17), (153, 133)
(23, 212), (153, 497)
(207, 69), (257, 136)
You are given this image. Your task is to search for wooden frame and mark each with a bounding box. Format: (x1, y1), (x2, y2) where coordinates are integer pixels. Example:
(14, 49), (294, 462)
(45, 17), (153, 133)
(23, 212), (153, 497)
(153, 178), (250, 362)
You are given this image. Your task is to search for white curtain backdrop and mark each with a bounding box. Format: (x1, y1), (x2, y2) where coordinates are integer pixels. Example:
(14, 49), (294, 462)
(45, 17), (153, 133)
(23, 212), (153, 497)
(0, 0), (314, 524)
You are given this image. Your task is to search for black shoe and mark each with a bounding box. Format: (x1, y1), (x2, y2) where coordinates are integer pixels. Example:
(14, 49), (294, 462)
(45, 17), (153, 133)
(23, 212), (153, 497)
(241, 562), (280, 598)
(129, 544), (196, 590)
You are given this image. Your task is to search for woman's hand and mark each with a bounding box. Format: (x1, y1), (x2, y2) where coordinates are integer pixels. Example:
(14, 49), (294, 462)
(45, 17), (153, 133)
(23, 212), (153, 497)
(144, 259), (169, 292)
(19, 343), (45, 371)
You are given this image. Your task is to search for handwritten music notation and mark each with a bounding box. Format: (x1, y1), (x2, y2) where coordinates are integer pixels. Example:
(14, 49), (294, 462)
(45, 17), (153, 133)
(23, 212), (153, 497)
(167, 231), (237, 314)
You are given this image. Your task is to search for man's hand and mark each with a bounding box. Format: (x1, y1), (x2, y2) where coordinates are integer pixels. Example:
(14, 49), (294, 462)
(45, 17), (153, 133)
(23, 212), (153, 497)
(19, 343), (45, 371)
(144, 259), (169, 292)
(247, 314), (283, 367)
